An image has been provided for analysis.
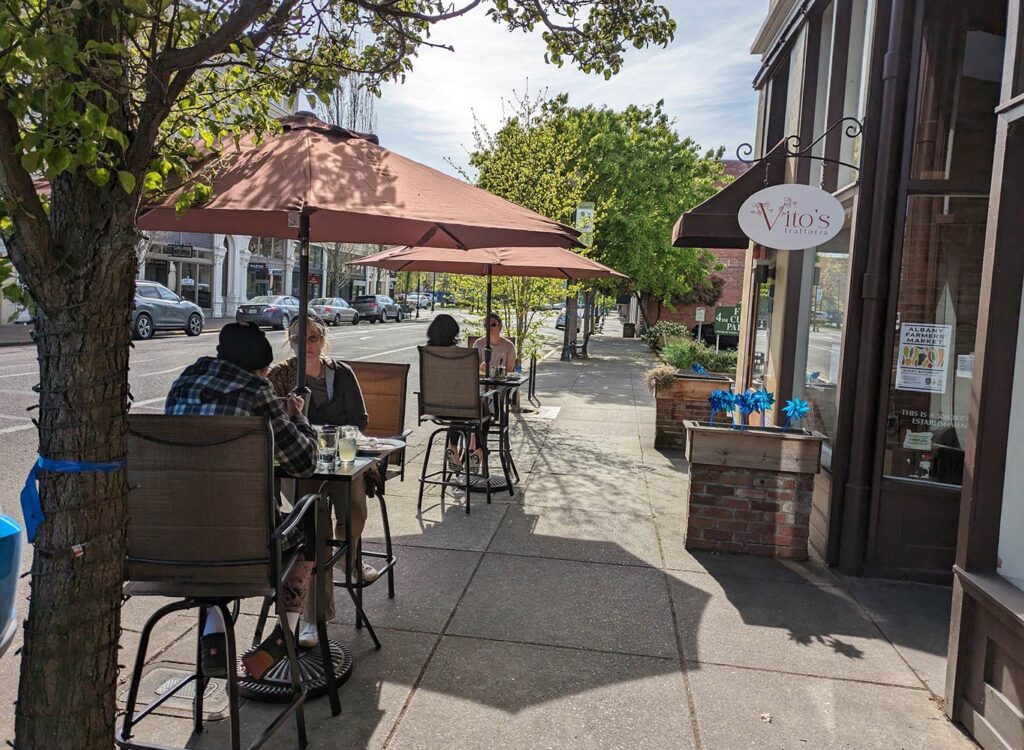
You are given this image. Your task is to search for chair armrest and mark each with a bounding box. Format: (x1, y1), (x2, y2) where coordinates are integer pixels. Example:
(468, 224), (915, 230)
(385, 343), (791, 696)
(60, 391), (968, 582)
(481, 389), (500, 399)
(273, 492), (321, 540)
(399, 428), (413, 439)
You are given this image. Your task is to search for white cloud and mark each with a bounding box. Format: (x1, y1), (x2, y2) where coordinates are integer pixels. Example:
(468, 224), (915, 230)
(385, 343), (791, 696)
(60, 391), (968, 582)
(374, 0), (764, 175)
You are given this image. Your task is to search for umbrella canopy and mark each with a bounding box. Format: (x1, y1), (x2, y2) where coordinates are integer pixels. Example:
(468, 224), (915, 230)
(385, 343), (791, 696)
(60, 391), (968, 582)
(138, 114), (580, 250)
(352, 245), (627, 369)
(349, 245), (627, 280)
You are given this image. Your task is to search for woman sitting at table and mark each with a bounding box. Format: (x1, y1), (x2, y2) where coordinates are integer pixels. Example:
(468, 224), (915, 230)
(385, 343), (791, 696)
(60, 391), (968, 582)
(267, 314), (379, 650)
(474, 312), (518, 373)
(426, 313), (488, 473)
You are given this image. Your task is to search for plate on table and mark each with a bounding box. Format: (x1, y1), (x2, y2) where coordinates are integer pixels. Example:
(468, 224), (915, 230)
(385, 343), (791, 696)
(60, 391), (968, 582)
(358, 437), (405, 451)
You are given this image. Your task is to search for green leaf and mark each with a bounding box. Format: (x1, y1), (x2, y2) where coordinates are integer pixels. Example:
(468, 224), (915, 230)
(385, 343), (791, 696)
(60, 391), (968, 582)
(87, 167), (111, 186)
(117, 171), (136, 194)
(142, 171), (163, 191)
(22, 36), (47, 60)
(20, 151), (41, 173)
(49, 147), (72, 173)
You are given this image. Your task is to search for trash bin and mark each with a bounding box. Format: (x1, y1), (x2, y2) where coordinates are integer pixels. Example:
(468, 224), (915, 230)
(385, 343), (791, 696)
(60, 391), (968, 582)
(623, 322), (636, 338)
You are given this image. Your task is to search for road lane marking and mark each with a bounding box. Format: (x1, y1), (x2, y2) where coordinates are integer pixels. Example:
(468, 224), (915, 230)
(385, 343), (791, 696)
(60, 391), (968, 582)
(360, 336), (371, 340)
(0, 414), (32, 422)
(131, 396), (167, 407)
(0, 371), (37, 379)
(350, 345), (419, 360)
(0, 423), (34, 435)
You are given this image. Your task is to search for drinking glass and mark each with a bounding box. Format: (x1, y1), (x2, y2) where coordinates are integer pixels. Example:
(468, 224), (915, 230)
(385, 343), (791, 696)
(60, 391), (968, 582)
(318, 426), (339, 472)
(338, 426), (357, 465)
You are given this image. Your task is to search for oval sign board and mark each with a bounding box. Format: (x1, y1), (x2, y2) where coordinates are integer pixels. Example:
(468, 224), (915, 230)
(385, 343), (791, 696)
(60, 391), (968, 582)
(738, 183), (845, 250)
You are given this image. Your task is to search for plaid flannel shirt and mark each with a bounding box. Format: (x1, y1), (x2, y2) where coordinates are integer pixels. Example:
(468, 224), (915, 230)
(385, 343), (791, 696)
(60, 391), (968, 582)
(165, 356), (317, 477)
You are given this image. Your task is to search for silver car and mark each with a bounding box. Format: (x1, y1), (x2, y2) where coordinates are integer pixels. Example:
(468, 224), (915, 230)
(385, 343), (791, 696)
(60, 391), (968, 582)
(351, 294), (403, 323)
(133, 281), (205, 340)
(235, 295), (301, 329)
(311, 297), (360, 326)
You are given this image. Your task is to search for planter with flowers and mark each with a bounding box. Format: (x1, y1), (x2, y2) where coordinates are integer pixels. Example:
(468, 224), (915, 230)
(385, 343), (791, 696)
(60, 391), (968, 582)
(644, 334), (738, 449)
(683, 392), (825, 561)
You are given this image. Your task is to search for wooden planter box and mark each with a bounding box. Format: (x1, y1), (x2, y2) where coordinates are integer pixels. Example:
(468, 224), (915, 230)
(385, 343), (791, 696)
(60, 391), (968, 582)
(654, 373), (733, 450)
(683, 420), (825, 561)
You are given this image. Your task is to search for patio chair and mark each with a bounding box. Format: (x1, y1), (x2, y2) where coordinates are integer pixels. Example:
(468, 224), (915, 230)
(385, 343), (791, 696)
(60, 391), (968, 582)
(344, 360), (412, 480)
(416, 345), (496, 513)
(117, 415), (334, 750)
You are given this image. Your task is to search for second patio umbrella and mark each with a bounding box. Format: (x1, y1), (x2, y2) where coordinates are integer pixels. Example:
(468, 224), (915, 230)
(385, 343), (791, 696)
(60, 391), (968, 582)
(350, 245), (627, 368)
(136, 113), (580, 388)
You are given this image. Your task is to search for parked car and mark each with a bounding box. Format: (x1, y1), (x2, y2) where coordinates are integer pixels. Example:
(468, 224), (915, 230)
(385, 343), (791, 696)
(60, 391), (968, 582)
(13, 306), (32, 325)
(311, 297), (359, 326)
(133, 281), (205, 340)
(235, 295), (301, 330)
(556, 308), (585, 331)
(351, 294), (403, 323)
(0, 504), (19, 659)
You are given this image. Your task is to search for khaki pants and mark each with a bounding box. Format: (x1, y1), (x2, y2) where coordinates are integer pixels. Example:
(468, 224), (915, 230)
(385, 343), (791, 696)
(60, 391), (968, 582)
(285, 476), (367, 623)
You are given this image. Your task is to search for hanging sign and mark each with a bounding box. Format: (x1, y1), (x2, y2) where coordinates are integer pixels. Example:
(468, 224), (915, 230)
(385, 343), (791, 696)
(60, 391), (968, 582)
(575, 202), (595, 247)
(895, 323), (952, 394)
(738, 184), (845, 250)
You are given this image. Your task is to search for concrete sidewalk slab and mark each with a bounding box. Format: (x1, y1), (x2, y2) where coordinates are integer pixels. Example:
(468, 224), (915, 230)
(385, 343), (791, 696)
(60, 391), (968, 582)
(488, 504), (663, 568)
(448, 553), (678, 658)
(668, 570), (922, 686)
(687, 663), (974, 750)
(388, 636), (696, 750)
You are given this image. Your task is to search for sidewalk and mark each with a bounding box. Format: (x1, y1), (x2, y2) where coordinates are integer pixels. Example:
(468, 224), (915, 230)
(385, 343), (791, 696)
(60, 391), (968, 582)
(112, 321), (975, 749)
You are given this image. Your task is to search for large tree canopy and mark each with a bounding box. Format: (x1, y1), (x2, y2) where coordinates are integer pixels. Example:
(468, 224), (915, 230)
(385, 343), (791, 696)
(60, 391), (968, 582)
(0, 2), (675, 748)
(543, 96), (728, 308)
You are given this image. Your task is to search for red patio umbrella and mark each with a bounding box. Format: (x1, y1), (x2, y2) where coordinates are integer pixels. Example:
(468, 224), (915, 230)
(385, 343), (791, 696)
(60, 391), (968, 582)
(351, 245), (627, 367)
(136, 113), (580, 386)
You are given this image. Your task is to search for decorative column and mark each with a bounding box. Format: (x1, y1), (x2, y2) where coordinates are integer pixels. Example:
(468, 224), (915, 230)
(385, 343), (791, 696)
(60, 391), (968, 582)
(135, 238), (151, 280)
(284, 240), (296, 296)
(225, 235), (251, 315)
(212, 245), (227, 318)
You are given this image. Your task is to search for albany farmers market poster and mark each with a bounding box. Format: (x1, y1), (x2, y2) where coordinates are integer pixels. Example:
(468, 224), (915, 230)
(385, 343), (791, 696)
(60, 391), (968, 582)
(896, 323), (952, 394)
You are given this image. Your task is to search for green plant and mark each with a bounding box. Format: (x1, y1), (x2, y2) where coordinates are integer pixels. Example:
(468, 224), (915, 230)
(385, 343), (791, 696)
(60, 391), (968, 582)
(641, 320), (689, 351)
(662, 337), (738, 375)
(643, 363), (678, 392)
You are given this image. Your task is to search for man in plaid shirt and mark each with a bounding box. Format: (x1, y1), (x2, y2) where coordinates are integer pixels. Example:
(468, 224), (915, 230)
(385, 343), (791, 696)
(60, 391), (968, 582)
(164, 322), (317, 679)
(165, 322), (316, 477)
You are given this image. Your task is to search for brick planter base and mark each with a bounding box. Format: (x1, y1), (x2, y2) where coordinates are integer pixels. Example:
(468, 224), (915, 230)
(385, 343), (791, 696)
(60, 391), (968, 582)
(654, 374), (733, 450)
(683, 421), (824, 561)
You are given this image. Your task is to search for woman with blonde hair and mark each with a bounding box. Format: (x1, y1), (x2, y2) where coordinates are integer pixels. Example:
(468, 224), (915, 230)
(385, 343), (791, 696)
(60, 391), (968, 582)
(266, 314), (377, 649)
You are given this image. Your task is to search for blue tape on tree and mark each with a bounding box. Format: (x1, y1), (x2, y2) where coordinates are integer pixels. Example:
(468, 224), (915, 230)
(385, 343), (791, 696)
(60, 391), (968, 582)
(20, 456), (126, 542)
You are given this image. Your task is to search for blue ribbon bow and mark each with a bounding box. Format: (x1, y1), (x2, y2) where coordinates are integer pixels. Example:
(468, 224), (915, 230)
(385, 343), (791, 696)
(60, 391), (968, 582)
(21, 456), (126, 542)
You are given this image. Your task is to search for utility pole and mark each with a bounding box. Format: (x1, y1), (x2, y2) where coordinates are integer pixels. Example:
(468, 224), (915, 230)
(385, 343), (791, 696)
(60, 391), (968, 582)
(430, 272), (436, 311)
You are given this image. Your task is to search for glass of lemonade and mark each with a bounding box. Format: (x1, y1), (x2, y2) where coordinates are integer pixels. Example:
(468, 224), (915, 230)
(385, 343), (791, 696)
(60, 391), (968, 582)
(338, 426), (358, 465)
(318, 426), (339, 472)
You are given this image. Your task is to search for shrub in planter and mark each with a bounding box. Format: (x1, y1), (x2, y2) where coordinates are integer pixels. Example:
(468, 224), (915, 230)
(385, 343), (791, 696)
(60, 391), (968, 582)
(662, 337), (737, 376)
(641, 321), (689, 351)
(644, 363), (734, 450)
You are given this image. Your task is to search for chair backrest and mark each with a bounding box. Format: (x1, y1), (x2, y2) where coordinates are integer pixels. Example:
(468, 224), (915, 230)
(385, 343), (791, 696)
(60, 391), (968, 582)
(343, 360), (410, 437)
(125, 415), (276, 589)
(418, 346), (483, 420)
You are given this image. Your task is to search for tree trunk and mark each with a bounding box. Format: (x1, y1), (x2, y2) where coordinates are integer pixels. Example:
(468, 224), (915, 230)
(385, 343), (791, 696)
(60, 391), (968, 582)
(14, 194), (138, 749)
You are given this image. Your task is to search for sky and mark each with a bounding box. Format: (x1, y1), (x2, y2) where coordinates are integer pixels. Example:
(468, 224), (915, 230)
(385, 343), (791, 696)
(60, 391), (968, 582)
(372, 0), (765, 177)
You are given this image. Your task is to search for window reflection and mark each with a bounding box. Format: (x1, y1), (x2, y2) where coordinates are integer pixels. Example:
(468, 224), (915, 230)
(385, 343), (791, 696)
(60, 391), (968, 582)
(799, 202), (853, 443)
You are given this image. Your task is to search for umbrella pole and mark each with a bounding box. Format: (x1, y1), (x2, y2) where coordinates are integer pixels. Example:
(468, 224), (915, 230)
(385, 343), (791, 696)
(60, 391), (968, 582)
(484, 268), (493, 374)
(296, 212), (310, 396)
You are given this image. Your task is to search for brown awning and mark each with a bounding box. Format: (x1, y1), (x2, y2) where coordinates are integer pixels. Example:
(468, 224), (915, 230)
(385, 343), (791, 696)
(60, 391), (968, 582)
(672, 142), (784, 248)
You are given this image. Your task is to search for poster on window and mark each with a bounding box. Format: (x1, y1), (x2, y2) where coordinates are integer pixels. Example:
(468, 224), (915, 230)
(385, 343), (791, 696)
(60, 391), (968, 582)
(895, 323), (952, 393)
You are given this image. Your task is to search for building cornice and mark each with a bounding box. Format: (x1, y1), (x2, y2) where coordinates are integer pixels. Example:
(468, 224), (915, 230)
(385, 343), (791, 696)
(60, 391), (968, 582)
(751, 0), (800, 56)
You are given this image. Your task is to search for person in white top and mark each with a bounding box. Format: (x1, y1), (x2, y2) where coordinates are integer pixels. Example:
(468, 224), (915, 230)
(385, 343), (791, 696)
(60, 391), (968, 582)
(474, 313), (518, 373)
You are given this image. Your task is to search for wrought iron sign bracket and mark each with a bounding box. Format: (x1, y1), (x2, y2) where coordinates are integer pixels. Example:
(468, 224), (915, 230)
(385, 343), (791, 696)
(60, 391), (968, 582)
(736, 117), (864, 187)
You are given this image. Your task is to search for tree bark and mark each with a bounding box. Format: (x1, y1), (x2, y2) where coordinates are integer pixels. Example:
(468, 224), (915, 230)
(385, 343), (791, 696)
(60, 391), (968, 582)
(12, 185), (139, 749)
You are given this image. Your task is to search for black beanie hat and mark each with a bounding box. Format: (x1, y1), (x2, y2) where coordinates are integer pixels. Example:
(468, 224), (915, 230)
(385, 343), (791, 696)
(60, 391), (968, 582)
(217, 322), (274, 372)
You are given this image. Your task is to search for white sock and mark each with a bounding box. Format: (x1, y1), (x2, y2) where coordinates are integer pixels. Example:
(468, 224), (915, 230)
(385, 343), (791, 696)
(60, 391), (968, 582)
(285, 611), (300, 633)
(202, 607), (225, 636)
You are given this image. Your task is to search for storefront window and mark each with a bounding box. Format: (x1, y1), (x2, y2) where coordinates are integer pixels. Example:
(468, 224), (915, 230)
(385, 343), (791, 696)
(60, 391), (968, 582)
(836, 0), (874, 188)
(881, 196), (987, 486)
(797, 200), (854, 443)
(809, 1), (836, 189)
(750, 267), (775, 389)
(910, 0), (1005, 186)
(998, 284), (1024, 592)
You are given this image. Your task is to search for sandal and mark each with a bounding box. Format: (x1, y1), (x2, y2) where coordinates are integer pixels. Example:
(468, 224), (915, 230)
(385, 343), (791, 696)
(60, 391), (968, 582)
(444, 447), (463, 473)
(241, 625), (290, 680)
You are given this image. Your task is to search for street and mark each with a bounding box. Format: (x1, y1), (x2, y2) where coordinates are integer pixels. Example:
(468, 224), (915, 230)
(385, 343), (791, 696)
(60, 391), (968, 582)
(0, 309), (560, 741)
